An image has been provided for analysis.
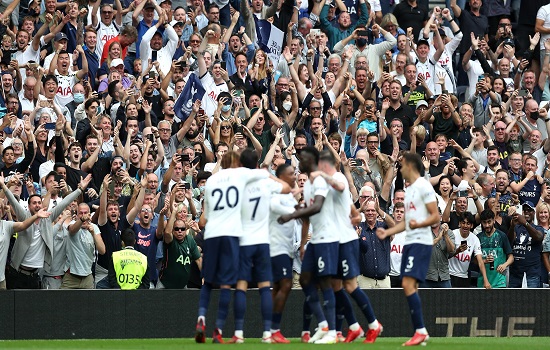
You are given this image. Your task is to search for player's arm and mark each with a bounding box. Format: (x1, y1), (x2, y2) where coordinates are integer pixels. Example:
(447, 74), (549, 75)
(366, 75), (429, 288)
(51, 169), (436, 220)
(313, 171), (345, 192)
(299, 217), (310, 260)
(278, 195), (325, 223)
(376, 220), (406, 239)
(350, 205), (361, 226)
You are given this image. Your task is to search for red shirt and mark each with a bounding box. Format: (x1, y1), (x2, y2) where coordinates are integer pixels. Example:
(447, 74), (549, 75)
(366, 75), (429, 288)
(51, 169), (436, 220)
(100, 36), (128, 65)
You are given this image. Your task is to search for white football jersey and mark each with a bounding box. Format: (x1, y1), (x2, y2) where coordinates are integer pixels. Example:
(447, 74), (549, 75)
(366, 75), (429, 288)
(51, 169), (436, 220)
(54, 69), (79, 107)
(330, 172), (358, 244)
(269, 192), (297, 257)
(404, 177), (437, 246)
(240, 178), (283, 246)
(95, 21), (120, 60)
(304, 176), (339, 244)
(200, 72), (228, 122)
(449, 230), (482, 278)
(204, 168), (269, 239)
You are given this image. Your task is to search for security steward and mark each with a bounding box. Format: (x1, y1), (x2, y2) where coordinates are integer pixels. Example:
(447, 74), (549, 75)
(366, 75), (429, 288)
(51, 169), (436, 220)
(108, 228), (150, 289)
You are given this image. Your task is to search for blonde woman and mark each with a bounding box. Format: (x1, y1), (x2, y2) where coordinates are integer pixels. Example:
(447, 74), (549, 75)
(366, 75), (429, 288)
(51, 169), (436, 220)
(373, 13), (404, 48)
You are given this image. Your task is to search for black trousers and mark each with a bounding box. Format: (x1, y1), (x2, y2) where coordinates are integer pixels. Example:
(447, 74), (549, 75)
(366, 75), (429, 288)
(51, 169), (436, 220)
(6, 265), (41, 289)
(450, 275), (470, 288)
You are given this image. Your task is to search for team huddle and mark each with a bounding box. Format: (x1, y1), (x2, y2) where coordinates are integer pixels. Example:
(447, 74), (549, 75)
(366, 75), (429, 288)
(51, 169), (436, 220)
(194, 148), (437, 346)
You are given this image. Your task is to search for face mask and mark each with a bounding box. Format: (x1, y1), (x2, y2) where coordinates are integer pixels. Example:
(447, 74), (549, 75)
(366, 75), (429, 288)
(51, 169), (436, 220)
(199, 185), (205, 193)
(356, 38), (367, 47)
(221, 105), (231, 112)
(531, 111), (539, 120)
(73, 93), (85, 103)
(282, 101), (292, 111)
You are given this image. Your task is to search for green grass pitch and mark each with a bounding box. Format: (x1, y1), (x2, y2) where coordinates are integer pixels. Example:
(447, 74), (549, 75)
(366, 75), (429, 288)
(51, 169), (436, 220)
(1, 337), (549, 349)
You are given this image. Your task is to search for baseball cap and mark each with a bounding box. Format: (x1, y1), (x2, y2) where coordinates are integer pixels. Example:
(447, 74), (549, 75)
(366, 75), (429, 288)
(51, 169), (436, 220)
(523, 201), (536, 211)
(417, 39), (430, 48)
(55, 32), (68, 42)
(144, 2), (155, 10)
(170, 20), (185, 27)
(110, 58), (124, 68)
(416, 100), (428, 109)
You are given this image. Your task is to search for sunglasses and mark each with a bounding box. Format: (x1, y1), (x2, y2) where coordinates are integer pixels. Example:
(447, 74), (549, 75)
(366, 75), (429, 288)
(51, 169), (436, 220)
(174, 227), (186, 231)
(310, 106), (321, 110)
(221, 125), (231, 130)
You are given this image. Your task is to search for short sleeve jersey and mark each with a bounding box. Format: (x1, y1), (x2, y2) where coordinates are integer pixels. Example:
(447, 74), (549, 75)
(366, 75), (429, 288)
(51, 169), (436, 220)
(304, 176), (339, 244)
(159, 234), (201, 289)
(404, 176), (437, 246)
(204, 168), (269, 239)
(477, 229), (512, 288)
(54, 69), (79, 107)
(331, 172), (358, 244)
(240, 178), (283, 246)
(269, 193), (298, 258)
(200, 72), (229, 121)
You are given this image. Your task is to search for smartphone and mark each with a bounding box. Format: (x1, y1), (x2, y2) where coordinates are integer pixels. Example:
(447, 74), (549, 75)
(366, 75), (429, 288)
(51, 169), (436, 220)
(44, 123), (56, 130)
(310, 28), (321, 36)
(147, 134), (154, 142)
(23, 173), (30, 182)
(188, 5), (195, 13)
(54, 174), (63, 184)
(357, 30), (369, 37)
(183, 182), (191, 190)
(461, 240), (467, 246)
(181, 154), (190, 162)
(477, 75), (485, 82)
(518, 89), (529, 97)
(458, 190), (469, 197)
(442, 89), (448, 94)
(192, 156), (201, 166)
(149, 71), (156, 80)
(383, 65), (389, 73)
(235, 125), (243, 134)
(108, 180), (115, 195)
(221, 61), (226, 70)
(151, 50), (157, 62)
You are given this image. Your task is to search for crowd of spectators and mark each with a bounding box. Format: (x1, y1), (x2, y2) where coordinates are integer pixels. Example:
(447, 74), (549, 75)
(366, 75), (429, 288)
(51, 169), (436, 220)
(0, 0), (550, 290)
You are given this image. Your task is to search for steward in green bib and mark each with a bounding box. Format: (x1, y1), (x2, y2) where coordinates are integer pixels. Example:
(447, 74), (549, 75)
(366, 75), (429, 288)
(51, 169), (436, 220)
(109, 228), (150, 289)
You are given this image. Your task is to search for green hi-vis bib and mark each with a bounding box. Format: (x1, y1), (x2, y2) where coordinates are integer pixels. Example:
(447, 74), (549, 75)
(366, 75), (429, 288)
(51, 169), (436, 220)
(112, 249), (148, 290)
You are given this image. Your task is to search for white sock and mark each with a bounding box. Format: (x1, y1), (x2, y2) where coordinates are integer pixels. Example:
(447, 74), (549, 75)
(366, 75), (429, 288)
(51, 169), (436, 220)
(416, 327), (428, 335)
(263, 331), (272, 339)
(270, 328), (280, 333)
(198, 316), (205, 323)
(318, 321), (328, 329)
(234, 330), (243, 338)
(302, 331), (310, 336)
(328, 330), (336, 337)
(368, 320), (379, 330)
(349, 322), (360, 331)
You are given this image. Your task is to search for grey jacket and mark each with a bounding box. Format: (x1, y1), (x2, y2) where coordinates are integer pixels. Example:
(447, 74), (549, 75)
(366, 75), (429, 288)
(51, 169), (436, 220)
(7, 188), (83, 273)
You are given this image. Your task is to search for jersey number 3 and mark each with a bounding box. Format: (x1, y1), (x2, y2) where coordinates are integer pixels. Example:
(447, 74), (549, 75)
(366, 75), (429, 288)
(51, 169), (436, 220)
(212, 186), (240, 211)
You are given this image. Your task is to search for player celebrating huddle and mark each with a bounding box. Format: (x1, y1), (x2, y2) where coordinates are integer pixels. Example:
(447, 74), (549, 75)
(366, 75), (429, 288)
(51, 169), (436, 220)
(278, 147), (339, 344)
(377, 153), (440, 346)
(195, 151), (270, 343)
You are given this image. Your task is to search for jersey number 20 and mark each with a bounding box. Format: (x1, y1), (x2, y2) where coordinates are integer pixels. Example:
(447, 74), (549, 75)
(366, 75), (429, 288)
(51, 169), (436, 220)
(212, 186), (239, 211)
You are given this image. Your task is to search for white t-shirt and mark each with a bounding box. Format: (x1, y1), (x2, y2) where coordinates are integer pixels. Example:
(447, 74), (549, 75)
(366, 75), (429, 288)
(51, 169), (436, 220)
(448, 230), (482, 278)
(304, 176), (339, 244)
(389, 230), (406, 276)
(537, 4), (550, 51)
(43, 54), (74, 72)
(203, 168), (269, 239)
(240, 178), (283, 246)
(200, 72), (228, 122)
(0, 220), (15, 282)
(269, 193), (298, 258)
(20, 225), (46, 269)
(404, 176), (437, 246)
(331, 172), (358, 244)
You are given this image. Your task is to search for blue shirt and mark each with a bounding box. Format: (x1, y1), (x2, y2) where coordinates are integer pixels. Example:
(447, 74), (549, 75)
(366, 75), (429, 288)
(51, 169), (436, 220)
(62, 22), (78, 54)
(136, 19), (159, 59)
(78, 46), (100, 90)
(133, 223), (160, 282)
(358, 220), (391, 279)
